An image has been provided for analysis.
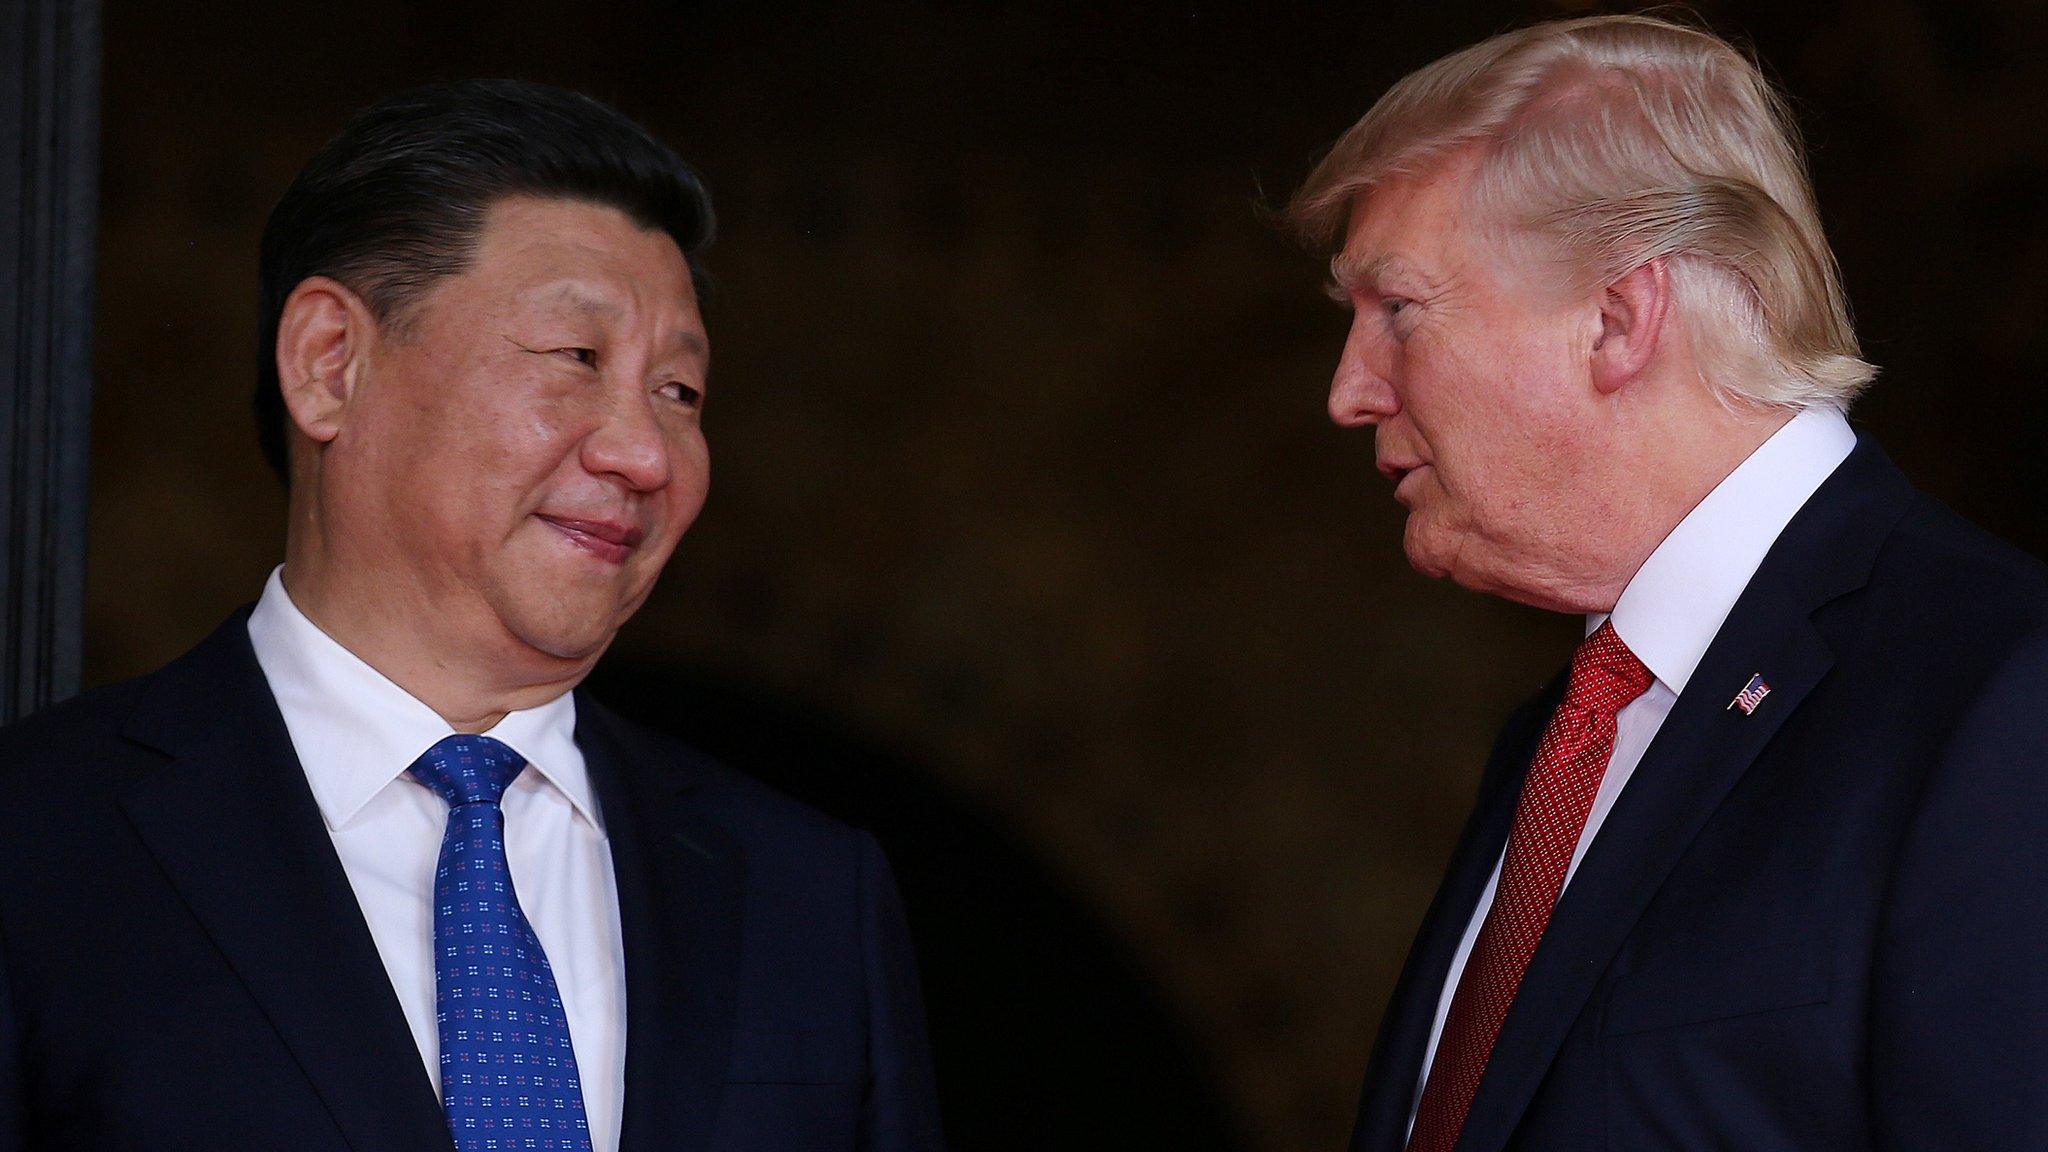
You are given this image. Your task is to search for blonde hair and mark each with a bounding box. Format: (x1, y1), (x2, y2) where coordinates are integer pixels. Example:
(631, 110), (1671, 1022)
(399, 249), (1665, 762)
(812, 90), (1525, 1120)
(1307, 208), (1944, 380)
(1288, 13), (1874, 409)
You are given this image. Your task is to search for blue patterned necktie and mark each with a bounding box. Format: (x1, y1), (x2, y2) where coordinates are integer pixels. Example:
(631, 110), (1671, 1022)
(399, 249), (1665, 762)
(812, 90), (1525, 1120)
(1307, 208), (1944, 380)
(409, 734), (593, 1151)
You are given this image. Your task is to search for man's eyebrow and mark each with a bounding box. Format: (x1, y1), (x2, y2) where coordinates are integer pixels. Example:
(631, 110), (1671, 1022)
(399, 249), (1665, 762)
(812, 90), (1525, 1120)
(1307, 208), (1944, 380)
(1328, 252), (1414, 292)
(541, 284), (625, 318)
(535, 285), (708, 359)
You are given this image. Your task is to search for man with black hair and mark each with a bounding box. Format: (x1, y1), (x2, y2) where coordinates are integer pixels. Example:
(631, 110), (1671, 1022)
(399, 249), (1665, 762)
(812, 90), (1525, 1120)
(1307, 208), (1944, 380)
(0, 80), (944, 1152)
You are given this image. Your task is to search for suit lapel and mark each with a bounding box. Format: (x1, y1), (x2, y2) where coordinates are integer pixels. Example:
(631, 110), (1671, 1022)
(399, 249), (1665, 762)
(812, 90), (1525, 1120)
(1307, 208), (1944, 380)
(1451, 435), (1916, 1152)
(1350, 683), (1560, 1152)
(577, 699), (744, 1152)
(117, 612), (452, 1152)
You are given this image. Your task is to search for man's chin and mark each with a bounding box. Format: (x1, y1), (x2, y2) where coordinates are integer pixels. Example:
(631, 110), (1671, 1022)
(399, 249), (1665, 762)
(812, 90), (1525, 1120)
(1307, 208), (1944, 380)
(1405, 523), (1522, 601)
(1405, 551), (1453, 581)
(494, 593), (627, 665)
(512, 630), (616, 667)
(1402, 519), (1456, 581)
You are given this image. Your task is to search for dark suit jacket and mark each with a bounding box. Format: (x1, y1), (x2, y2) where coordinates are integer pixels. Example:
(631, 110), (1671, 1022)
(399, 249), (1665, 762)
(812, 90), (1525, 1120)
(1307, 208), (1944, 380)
(0, 609), (946, 1152)
(1350, 435), (2048, 1152)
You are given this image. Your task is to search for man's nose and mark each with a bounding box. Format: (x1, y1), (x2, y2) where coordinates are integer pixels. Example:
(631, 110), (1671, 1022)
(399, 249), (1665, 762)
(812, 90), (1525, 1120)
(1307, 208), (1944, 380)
(1328, 323), (1399, 428)
(583, 388), (673, 492)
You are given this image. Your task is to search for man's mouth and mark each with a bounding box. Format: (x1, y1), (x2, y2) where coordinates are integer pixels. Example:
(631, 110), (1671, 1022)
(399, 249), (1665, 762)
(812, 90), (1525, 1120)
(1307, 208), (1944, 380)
(537, 515), (645, 564)
(1379, 456), (1426, 482)
(1379, 461), (1429, 506)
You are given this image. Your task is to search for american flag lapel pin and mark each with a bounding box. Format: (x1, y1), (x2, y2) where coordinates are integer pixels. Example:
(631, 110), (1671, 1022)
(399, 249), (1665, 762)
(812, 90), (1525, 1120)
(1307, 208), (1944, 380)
(1728, 673), (1771, 715)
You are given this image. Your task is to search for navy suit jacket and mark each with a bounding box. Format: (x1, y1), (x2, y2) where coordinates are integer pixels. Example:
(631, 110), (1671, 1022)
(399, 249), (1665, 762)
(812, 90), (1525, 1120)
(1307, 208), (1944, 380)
(1350, 435), (2048, 1152)
(0, 610), (946, 1152)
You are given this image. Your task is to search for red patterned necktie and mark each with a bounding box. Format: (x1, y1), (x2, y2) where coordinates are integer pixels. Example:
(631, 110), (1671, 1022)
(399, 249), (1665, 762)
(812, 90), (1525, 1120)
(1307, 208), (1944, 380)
(1405, 620), (1652, 1152)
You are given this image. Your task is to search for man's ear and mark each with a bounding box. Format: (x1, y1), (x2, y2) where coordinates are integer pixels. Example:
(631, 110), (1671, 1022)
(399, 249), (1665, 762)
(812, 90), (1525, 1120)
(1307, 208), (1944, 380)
(1591, 257), (1670, 396)
(275, 276), (376, 446)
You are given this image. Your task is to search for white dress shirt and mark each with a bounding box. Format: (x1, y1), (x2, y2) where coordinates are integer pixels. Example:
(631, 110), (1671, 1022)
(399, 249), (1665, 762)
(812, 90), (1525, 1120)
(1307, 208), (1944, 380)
(246, 567), (627, 1152)
(1408, 407), (1858, 1124)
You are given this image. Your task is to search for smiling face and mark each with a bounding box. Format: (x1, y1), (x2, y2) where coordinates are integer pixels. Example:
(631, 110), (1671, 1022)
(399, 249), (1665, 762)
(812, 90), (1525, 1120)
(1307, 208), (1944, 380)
(1325, 157), (1626, 609)
(314, 195), (709, 668)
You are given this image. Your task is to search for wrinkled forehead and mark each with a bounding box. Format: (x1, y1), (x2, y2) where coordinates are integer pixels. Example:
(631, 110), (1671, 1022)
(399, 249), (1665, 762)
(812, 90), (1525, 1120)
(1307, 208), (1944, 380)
(1330, 166), (1477, 289)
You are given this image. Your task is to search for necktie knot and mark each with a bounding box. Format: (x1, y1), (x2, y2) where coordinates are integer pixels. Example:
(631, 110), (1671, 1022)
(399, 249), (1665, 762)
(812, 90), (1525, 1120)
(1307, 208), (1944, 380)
(407, 734), (527, 809)
(1562, 620), (1654, 716)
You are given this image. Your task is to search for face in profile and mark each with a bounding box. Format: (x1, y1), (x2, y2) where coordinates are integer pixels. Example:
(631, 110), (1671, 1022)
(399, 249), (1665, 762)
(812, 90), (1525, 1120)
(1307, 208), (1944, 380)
(1325, 159), (1609, 609)
(317, 195), (710, 664)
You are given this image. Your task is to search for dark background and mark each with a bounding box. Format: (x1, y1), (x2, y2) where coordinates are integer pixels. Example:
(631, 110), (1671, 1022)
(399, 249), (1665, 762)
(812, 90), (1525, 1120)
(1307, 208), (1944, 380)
(86, 2), (2048, 1149)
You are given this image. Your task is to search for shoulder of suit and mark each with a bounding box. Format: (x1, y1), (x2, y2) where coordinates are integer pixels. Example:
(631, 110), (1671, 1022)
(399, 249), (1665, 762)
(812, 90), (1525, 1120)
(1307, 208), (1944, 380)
(1870, 491), (2048, 638)
(1890, 491), (2048, 593)
(0, 672), (164, 849)
(0, 674), (154, 782)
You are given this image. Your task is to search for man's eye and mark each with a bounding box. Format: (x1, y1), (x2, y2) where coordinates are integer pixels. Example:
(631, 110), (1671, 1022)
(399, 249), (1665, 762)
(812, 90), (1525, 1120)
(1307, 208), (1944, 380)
(661, 381), (704, 408)
(557, 347), (597, 367)
(1382, 298), (1411, 318)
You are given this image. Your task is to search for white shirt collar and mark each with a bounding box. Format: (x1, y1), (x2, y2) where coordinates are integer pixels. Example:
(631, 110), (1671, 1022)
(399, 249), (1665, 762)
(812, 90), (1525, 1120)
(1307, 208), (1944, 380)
(246, 566), (601, 833)
(1589, 406), (1857, 694)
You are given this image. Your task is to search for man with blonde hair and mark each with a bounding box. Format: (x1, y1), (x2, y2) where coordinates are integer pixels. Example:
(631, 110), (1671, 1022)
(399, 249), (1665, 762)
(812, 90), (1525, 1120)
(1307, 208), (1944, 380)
(1293, 14), (2048, 1152)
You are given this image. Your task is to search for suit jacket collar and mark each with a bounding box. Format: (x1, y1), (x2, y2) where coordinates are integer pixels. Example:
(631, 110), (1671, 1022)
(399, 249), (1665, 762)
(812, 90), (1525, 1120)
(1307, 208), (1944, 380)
(116, 611), (748, 1152)
(1354, 433), (1917, 1152)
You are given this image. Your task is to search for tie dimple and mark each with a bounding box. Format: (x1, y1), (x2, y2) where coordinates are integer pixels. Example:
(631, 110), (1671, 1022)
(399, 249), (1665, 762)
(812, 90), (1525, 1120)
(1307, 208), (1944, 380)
(409, 734), (592, 1151)
(1561, 620), (1655, 714)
